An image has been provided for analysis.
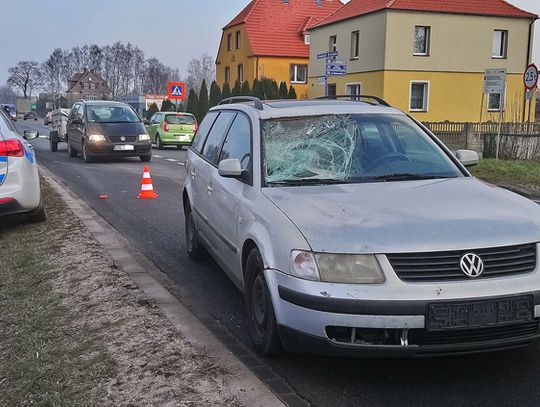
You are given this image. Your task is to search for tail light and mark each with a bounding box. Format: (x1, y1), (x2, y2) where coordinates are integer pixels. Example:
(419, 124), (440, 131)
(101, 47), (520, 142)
(0, 139), (24, 157)
(164, 122), (169, 132)
(194, 121), (198, 132)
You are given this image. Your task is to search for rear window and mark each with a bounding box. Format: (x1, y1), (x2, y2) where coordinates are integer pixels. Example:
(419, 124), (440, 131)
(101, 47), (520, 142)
(165, 114), (195, 125)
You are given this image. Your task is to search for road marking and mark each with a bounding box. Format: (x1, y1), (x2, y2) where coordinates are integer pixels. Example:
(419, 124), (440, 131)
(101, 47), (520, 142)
(165, 158), (177, 162)
(153, 155), (163, 158)
(177, 162), (185, 166)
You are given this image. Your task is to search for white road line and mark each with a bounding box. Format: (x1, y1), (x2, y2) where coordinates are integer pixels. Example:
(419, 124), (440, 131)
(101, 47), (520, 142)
(177, 162), (185, 166)
(165, 158), (177, 162)
(153, 155), (163, 158)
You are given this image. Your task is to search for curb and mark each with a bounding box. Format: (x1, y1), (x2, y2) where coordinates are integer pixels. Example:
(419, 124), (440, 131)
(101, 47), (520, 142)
(39, 166), (286, 407)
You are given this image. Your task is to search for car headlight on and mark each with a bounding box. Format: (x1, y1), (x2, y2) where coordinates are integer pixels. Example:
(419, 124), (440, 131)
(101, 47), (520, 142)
(139, 134), (150, 141)
(290, 251), (385, 284)
(88, 134), (106, 142)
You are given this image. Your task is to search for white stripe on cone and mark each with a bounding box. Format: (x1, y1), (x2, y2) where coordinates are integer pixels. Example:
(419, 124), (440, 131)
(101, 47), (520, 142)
(143, 173), (151, 179)
(141, 184), (154, 191)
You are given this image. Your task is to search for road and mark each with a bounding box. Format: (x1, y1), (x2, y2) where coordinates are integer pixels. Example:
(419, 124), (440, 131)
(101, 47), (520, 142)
(17, 119), (540, 407)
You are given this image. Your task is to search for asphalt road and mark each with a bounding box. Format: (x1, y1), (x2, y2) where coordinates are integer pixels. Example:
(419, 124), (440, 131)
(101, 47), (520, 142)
(16, 119), (540, 407)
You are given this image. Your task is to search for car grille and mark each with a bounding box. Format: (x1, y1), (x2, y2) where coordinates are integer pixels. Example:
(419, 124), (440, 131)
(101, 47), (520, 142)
(409, 320), (539, 346)
(387, 243), (537, 282)
(108, 135), (136, 142)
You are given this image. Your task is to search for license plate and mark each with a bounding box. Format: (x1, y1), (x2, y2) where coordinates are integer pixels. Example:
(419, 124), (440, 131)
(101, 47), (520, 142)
(427, 296), (533, 331)
(114, 145), (134, 151)
(175, 134), (189, 140)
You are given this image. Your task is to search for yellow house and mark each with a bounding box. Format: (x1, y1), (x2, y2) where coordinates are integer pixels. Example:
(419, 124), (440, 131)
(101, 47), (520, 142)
(216, 0), (342, 99)
(308, 0), (538, 122)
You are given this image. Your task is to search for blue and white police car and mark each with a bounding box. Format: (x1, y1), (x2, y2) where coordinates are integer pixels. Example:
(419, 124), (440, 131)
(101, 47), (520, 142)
(0, 109), (46, 222)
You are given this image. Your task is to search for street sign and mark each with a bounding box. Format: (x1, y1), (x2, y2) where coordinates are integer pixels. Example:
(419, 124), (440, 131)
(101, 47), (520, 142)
(483, 68), (506, 94)
(31, 103), (36, 110)
(327, 71), (347, 76)
(167, 82), (186, 100)
(326, 63), (347, 71)
(317, 51), (338, 60)
(523, 63), (539, 90)
(318, 77), (327, 86)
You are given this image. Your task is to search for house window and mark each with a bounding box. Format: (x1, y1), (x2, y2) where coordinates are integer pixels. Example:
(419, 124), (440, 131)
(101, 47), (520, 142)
(409, 82), (429, 111)
(290, 64), (307, 84)
(413, 26), (430, 55)
(83, 82), (90, 90)
(237, 64), (244, 83)
(227, 33), (232, 51)
(329, 35), (337, 52)
(235, 31), (241, 49)
(304, 34), (310, 45)
(90, 82), (96, 90)
(225, 67), (230, 83)
(351, 31), (360, 59)
(492, 30), (508, 58)
(488, 93), (505, 111)
(346, 83), (361, 100)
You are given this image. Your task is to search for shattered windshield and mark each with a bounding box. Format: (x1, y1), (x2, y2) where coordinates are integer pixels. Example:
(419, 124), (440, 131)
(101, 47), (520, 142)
(262, 114), (462, 186)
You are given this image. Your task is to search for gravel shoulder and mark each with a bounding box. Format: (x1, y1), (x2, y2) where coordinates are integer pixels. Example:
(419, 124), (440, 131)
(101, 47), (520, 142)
(0, 179), (240, 406)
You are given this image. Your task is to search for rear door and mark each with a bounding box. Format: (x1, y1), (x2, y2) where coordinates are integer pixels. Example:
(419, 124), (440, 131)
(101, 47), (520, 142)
(146, 113), (159, 141)
(206, 112), (252, 280)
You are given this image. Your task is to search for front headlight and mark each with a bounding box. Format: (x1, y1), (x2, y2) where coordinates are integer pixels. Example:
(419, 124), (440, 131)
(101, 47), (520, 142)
(290, 251), (385, 284)
(139, 134), (150, 141)
(88, 134), (106, 142)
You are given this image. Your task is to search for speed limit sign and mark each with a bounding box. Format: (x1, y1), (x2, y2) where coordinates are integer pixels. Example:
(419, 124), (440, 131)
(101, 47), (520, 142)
(523, 63), (538, 90)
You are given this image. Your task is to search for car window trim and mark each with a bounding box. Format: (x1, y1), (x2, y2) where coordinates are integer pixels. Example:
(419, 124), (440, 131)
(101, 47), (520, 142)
(189, 110), (221, 157)
(201, 112), (238, 166)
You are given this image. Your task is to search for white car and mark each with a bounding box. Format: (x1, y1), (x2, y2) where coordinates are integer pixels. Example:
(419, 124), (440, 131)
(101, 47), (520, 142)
(0, 109), (46, 222)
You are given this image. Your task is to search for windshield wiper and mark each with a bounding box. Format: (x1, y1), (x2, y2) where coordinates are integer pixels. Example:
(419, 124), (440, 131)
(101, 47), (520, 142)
(366, 173), (453, 182)
(266, 178), (347, 186)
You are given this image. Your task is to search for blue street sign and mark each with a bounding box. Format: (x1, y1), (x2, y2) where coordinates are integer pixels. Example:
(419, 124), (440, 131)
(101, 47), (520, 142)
(317, 52), (329, 59)
(326, 63), (347, 71)
(327, 70), (347, 76)
(327, 51), (339, 58)
(171, 86), (183, 97)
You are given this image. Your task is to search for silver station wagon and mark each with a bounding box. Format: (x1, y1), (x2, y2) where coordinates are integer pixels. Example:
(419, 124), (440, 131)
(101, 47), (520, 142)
(183, 96), (540, 357)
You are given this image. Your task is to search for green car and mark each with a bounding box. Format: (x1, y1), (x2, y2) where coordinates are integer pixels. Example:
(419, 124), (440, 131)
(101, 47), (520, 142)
(146, 112), (198, 149)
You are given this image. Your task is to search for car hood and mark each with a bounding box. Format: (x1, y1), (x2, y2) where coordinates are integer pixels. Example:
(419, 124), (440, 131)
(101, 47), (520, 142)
(86, 121), (145, 137)
(262, 177), (540, 254)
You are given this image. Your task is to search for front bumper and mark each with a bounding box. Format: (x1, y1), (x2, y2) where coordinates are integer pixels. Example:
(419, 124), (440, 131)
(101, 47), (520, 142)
(265, 260), (540, 357)
(86, 141), (151, 157)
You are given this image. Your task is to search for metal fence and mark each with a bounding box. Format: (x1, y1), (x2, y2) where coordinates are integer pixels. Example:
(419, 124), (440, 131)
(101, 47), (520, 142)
(423, 121), (540, 160)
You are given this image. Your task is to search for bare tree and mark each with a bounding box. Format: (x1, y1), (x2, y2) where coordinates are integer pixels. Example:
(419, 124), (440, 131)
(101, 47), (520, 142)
(41, 48), (64, 95)
(7, 61), (43, 97)
(0, 85), (17, 104)
(185, 54), (215, 94)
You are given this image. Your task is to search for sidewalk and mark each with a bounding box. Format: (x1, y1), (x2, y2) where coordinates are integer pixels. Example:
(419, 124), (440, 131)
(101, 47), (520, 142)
(0, 180), (240, 406)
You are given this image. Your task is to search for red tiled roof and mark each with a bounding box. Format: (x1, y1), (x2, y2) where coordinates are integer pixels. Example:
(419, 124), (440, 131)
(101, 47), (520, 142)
(312, 0), (538, 29)
(223, 0), (343, 57)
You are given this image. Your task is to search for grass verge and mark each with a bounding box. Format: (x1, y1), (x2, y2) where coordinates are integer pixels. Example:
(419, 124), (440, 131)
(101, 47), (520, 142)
(471, 159), (540, 197)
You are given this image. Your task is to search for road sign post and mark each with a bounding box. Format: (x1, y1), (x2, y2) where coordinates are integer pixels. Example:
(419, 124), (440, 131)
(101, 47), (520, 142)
(318, 51), (346, 97)
(484, 69), (506, 160)
(168, 82), (186, 101)
(523, 64), (538, 131)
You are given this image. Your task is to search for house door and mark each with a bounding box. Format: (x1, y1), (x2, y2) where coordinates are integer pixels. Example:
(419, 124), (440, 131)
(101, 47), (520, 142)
(327, 84), (337, 98)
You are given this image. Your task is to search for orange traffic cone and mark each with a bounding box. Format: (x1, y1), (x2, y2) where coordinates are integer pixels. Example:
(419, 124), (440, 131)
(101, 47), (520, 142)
(138, 166), (159, 199)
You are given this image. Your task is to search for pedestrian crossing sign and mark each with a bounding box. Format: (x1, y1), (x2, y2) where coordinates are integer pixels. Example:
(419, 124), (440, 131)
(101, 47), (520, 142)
(168, 82), (186, 100)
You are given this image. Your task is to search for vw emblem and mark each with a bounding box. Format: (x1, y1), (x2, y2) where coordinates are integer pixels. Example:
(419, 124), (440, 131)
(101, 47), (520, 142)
(460, 253), (484, 278)
(120, 136), (126, 141)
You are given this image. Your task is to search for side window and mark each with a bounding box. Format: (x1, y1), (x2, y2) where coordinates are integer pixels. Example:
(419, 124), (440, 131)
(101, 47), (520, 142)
(191, 111), (219, 153)
(70, 104), (80, 121)
(219, 113), (252, 172)
(153, 113), (162, 124)
(201, 111), (236, 164)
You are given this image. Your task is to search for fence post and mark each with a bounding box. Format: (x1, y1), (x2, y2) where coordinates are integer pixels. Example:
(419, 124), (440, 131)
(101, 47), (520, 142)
(465, 122), (484, 158)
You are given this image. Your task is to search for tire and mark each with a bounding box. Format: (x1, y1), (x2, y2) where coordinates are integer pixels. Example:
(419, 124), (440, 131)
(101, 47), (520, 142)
(177, 145), (183, 150)
(245, 248), (283, 355)
(156, 134), (163, 150)
(49, 131), (58, 152)
(140, 153), (152, 162)
(67, 139), (78, 157)
(27, 200), (47, 223)
(81, 141), (93, 163)
(185, 204), (206, 260)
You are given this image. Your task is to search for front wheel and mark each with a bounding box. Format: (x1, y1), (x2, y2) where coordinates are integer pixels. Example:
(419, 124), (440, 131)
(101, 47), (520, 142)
(245, 248), (283, 355)
(140, 153), (152, 162)
(67, 139), (77, 157)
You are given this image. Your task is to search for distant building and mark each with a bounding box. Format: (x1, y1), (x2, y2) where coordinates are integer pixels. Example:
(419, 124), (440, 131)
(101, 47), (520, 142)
(216, 0), (343, 99)
(67, 69), (112, 106)
(308, 0), (537, 122)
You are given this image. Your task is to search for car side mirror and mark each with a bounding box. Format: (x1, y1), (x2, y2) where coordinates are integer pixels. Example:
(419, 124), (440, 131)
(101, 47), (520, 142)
(455, 150), (479, 167)
(143, 119), (150, 125)
(218, 158), (244, 178)
(23, 130), (39, 140)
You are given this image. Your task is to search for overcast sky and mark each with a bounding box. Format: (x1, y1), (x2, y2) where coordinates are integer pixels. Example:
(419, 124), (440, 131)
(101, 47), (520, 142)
(1, 0), (538, 86)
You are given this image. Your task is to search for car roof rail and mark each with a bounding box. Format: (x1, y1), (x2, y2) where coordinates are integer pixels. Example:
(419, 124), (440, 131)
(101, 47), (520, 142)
(218, 96), (264, 111)
(315, 95), (390, 107)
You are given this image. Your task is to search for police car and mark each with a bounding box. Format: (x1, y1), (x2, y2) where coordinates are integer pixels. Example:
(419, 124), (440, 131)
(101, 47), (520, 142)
(0, 109), (46, 222)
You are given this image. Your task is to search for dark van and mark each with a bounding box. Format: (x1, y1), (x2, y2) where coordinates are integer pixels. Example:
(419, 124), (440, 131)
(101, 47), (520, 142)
(66, 100), (152, 163)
